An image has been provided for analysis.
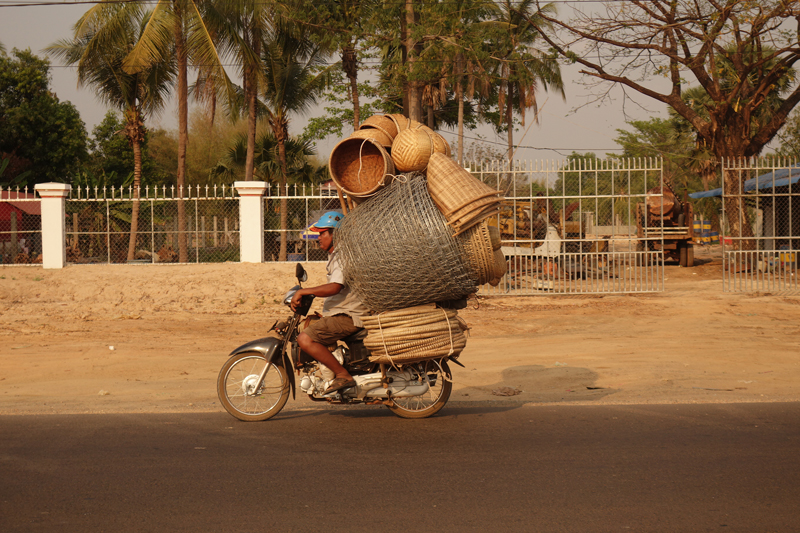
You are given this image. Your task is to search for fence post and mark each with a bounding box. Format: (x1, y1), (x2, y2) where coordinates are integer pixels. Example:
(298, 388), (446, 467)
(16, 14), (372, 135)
(34, 183), (71, 269)
(234, 181), (267, 263)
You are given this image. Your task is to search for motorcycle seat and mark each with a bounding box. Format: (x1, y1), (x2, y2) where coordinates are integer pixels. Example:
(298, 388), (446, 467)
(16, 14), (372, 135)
(342, 328), (368, 343)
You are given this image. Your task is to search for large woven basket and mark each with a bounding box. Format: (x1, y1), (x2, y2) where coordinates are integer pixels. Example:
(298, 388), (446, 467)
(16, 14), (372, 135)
(362, 305), (468, 364)
(458, 220), (495, 285)
(360, 115), (398, 140)
(426, 153), (501, 216)
(350, 127), (393, 148)
(329, 137), (395, 197)
(387, 113), (410, 134)
(391, 128), (435, 172)
(416, 125), (451, 157)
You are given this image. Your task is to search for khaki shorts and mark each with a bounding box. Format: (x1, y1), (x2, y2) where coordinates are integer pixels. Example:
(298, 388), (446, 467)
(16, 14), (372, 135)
(303, 314), (360, 346)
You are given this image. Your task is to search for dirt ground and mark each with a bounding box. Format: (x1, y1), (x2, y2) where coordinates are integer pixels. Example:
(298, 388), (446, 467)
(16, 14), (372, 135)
(1, 245), (799, 416)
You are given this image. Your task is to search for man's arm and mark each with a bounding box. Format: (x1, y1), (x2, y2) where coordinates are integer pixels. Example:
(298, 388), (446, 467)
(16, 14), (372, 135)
(290, 283), (343, 311)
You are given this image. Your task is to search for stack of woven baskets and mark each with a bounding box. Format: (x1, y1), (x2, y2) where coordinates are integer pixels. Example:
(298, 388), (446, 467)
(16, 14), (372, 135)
(361, 304), (469, 365)
(328, 114), (452, 202)
(327, 114), (508, 363)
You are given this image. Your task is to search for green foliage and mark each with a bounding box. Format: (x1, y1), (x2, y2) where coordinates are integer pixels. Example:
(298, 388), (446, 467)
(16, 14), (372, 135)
(775, 108), (800, 159)
(0, 48), (89, 186)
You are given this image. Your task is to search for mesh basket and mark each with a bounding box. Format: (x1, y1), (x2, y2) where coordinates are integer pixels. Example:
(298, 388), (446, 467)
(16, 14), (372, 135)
(335, 174), (477, 312)
(328, 137), (395, 197)
(391, 128), (435, 172)
(488, 224), (502, 250)
(350, 127), (393, 148)
(360, 115), (398, 140)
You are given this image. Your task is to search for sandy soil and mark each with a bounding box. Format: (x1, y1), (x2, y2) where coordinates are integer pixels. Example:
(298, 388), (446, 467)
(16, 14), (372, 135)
(1, 246), (799, 415)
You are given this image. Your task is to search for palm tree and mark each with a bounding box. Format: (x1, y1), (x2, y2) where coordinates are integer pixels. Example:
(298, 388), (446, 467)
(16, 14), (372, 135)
(212, 130), (320, 184)
(47, 6), (175, 261)
(260, 25), (334, 261)
(120, 0), (233, 262)
(206, 0), (275, 182)
(494, 0), (564, 162)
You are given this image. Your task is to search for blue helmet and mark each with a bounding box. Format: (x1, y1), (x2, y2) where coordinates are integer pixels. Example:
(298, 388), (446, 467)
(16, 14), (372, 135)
(309, 211), (344, 231)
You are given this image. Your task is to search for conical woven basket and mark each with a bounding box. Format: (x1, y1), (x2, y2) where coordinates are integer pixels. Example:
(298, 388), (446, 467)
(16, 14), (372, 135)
(329, 137), (395, 197)
(426, 152), (501, 217)
(360, 115), (398, 140)
(350, 127), (393, 148)
(391, 128), (435, 172)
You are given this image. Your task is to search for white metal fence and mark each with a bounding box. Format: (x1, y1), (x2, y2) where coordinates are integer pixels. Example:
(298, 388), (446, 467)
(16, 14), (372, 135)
(720, 159), (800, 293)
(0, 188), (41, 265)
(467, 158), (665, 295)
(65, 185), (239, 263)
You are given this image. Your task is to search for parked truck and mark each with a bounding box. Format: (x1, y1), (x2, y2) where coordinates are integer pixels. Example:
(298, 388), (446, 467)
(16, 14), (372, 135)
(636, 184), (695, 267)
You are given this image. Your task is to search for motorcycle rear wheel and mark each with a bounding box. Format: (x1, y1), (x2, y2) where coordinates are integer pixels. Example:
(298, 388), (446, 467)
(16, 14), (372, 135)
(388, 359), (452, 419)
(217, 351), (290, 421)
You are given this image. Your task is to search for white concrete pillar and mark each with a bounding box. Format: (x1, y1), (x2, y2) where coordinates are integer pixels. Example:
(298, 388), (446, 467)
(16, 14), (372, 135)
(234, 181), (267, 263)
(34, 183), (71, 269)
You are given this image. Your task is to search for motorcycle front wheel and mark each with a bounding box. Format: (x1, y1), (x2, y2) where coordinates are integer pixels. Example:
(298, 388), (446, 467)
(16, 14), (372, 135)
(388, 359), (452, 419)
(217, 351), (290, 421)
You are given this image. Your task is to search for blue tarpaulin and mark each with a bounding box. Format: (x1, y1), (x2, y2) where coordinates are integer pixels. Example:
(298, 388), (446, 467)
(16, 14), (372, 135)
(689, 165), (800, 199)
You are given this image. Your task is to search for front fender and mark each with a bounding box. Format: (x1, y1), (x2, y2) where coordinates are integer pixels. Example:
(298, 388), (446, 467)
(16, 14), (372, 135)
(229, 337), (296, 400)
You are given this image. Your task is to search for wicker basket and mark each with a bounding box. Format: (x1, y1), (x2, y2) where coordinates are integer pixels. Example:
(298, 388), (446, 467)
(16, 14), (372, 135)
(416, 125), (451, 157)
(329, 137), (395, 197)
(426, 152), (501, 215)
(387, 113), (410, 133)
(391, 128), (435, 172)
(360, 115), (398, 140)
(488, 225), (502, 250)
(350, 127), (393, 148)
(362, 305), (468, 364)
(458, 220), (495, 285)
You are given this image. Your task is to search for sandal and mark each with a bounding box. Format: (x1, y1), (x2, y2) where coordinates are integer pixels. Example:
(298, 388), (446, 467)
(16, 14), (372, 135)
(324, 377), (357, 395)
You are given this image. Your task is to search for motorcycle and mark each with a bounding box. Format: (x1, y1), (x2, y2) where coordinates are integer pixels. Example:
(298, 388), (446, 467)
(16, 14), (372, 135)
(217, 263), (464, 421)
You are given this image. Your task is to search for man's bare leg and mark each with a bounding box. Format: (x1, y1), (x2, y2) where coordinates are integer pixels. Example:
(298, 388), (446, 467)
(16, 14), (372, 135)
(296, 332), (353, 380)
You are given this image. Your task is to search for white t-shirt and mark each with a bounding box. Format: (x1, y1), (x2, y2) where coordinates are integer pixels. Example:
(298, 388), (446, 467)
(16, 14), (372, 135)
(322, 251), (368, 327)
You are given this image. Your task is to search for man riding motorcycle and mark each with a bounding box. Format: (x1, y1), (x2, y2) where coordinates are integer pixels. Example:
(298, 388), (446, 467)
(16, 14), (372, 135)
(289, 211), (369, 395)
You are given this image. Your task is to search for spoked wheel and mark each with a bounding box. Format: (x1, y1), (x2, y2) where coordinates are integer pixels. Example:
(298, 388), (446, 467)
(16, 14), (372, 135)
(388, 359), (452, 419)
(217, 351), (290, 421)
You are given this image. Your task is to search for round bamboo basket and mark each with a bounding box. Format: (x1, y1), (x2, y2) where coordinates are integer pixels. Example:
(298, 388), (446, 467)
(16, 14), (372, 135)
(387, 113), (411, 134)
(360, 114), (398, 140)
(488, 224), (502, 250)
(391, 128), (435, 172)
(458, 221), (495, 285)
(350, 127), (393, 148)
(491, 247), (508, 279)
(416, 125), (451, 157)
(328, 137), (395, 197)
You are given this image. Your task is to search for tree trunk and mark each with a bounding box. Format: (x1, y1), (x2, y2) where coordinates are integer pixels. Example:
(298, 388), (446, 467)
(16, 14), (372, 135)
(175, 10), (189, 263)
(405, 0), (422, 122)
(277, 127), (289, 262)
(723, 167), (756, 251)
(342, 43), (360, 129)
(127, 137), (142, 262)
(506, 82), (514, 161)
(456, 53), (464, 166)
(245, 36), (260, 181)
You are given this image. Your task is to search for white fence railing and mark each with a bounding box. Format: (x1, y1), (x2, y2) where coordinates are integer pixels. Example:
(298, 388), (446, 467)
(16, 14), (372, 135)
(719, 158), (800, 293)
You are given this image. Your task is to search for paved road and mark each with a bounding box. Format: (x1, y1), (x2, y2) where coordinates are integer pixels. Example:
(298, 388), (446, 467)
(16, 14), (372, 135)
(1, 402), (799, 532)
